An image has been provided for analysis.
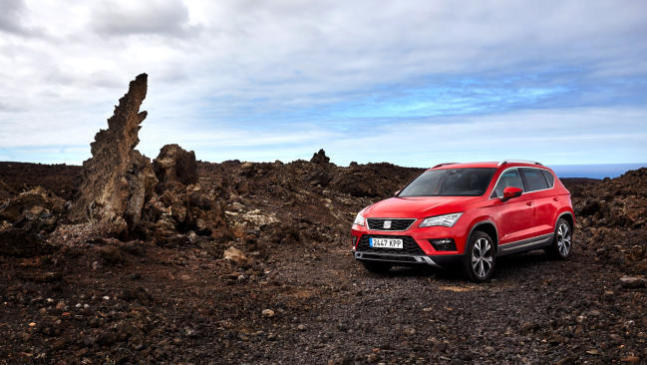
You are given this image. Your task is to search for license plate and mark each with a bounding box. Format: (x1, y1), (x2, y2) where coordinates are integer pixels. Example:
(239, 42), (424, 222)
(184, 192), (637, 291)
(369, 238), (403, 249)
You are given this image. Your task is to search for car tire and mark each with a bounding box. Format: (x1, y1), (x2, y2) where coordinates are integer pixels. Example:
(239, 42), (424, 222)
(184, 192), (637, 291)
(546, 218), (572, 259)
(362, 261), (392, 273)
(463, 231), (496, 282)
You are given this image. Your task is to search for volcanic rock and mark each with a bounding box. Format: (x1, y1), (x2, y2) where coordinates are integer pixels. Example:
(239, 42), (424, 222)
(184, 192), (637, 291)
(0, 186), (64, 256)
(223, 246), (248, 265)
(620, 276), (647, 288)
(0, 180), (15, 201)
(310, 149), (330, 164)
(0, 186), (64, 232)
(70, 74), (157, 236)
(153, 144), (198, 191)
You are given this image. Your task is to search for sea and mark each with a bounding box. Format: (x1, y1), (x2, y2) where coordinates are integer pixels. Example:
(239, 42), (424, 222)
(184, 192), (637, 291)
(548, 163), (646, 179)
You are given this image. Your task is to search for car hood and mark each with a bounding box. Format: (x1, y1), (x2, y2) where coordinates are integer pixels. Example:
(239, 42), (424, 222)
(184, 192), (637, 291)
(364, 196), (480, 218)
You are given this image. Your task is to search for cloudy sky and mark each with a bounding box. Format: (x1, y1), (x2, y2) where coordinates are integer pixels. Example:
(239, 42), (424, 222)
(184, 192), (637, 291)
(0, 0), (646, 167)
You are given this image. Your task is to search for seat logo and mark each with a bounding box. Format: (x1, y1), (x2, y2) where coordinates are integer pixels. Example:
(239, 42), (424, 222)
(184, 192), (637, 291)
(383, 220), (392, 229)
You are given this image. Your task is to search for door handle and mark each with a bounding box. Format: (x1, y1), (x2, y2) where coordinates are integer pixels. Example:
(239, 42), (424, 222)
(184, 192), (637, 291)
(553, 197), (558, 202)
(526, 201), (533, 206)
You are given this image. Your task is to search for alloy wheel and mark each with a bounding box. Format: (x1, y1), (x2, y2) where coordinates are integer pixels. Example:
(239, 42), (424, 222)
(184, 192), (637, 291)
(471, 237), (493, 279)
(556, 223), (572, 257)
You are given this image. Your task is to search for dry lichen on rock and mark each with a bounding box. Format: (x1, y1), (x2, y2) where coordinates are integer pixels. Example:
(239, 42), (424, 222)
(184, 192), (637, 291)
(70, 73), (157, 235)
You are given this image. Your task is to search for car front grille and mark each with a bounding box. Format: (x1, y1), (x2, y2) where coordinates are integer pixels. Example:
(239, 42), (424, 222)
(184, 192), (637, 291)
(356, 235), (425, 255)
(367, 218), (415, 231)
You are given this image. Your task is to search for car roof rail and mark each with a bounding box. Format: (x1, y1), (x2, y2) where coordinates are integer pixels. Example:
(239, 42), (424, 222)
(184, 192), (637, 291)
(432, 162), (458, 168)
(498, 159), (543, 166)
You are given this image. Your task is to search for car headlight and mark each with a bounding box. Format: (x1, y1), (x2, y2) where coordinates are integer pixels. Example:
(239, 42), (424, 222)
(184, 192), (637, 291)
(419, 213), (463, 228)
(353, 211), (366, 226)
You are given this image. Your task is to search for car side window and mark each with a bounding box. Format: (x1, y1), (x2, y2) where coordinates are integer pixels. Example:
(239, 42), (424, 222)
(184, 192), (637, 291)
(520, 168), (549, 192)
(541, 170), (555, 188)
(492, 169), (524, 198)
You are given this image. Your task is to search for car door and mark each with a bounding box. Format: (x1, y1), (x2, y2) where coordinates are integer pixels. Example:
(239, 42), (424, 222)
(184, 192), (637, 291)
(519, 168), (555, 236)
(491, 168), (535, 244)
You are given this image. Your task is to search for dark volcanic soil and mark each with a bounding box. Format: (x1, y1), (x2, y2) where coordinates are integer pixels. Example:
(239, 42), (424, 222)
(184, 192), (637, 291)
(1, 160), (646, 364)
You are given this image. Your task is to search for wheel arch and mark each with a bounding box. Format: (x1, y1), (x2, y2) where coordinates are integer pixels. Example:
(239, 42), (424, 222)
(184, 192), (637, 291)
(468, 220), (499, 253)
(557, 211), (574, 230)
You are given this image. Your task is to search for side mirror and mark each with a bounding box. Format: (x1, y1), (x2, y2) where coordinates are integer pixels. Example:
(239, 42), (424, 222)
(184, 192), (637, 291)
(394, 190), (401, 196)
(502, 186), (523, 201)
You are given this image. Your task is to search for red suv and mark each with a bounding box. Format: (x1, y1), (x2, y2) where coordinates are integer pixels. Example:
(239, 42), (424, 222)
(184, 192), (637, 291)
(351, 161), (575, 282)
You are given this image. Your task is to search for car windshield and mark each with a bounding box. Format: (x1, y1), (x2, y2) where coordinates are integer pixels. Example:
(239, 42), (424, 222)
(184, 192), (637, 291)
(398, 168), (497, 197)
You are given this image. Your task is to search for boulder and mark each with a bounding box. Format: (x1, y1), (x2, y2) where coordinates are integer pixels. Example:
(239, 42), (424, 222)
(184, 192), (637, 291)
(0, 186), (64, 233)
(0, 186), (65, 256)
(69, 74), (158, 236)
(153, 144), (198, 191)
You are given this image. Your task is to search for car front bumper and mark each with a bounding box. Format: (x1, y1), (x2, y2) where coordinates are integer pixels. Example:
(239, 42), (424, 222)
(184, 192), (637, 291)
(353, 250), (462, 268)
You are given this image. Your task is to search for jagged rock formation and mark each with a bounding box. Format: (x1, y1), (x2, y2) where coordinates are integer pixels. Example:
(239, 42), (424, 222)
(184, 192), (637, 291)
(310, 148), (330, 164)
(63, 74), (229, 245)
(70, 74), (157, 236)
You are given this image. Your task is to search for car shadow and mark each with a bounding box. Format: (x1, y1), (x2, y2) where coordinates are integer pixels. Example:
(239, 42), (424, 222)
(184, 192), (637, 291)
(368, 249), (556, 282)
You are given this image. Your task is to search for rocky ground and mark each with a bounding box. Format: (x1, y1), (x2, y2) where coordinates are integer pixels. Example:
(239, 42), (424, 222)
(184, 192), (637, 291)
(1, 75), (645, 364)
(1, 158), (646, 364)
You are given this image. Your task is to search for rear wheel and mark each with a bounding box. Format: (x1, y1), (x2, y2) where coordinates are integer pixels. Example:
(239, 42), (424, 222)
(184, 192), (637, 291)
(463, 231), (496, 282)
(546, 218), (572, 259)
(362, 261), (392, 273)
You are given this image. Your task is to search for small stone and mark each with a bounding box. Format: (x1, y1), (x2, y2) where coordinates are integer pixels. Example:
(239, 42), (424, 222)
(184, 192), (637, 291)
(621, 356), (640, 363)
(223, 246), (248, 266)
(262, 309), (275, 318)
(297, 324), (306, 331)
(102, 296), (110, 301)
(28, 322), (36, 327)
(620, 276), (647, 288)
(55, 301), (65, 310)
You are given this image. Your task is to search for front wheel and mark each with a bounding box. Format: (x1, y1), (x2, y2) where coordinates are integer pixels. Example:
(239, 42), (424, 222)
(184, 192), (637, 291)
(463, 231), (496, 282)
(546, 218), (572, 259)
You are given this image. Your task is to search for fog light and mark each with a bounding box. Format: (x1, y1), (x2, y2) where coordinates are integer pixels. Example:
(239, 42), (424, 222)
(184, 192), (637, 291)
(429, 238), (456, 251)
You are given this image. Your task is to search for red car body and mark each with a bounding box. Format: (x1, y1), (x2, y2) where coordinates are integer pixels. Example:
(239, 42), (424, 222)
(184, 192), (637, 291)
(351, 161), (575, 281)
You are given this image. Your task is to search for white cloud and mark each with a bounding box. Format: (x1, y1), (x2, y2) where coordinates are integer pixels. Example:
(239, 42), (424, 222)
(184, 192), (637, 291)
(91, 0), (198, 37)
(0, 0), (645, 164)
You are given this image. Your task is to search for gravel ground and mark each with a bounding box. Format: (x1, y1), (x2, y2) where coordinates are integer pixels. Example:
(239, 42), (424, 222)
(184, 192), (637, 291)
(1, 161), (646, 364)
(1, 232), (645, 364)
